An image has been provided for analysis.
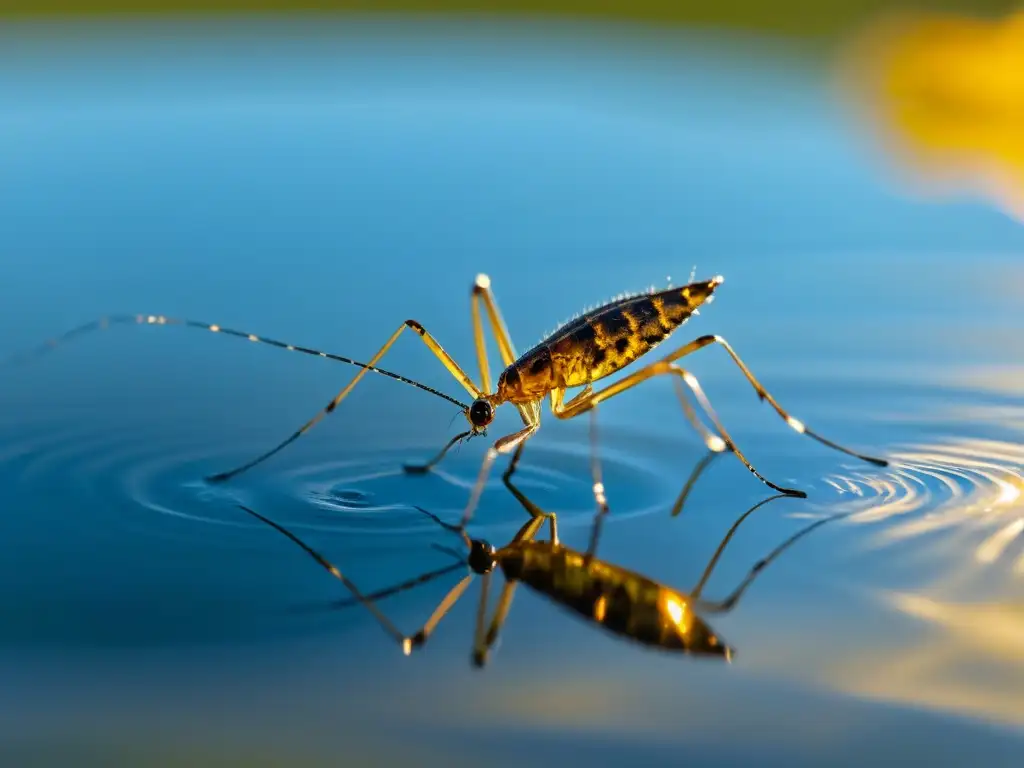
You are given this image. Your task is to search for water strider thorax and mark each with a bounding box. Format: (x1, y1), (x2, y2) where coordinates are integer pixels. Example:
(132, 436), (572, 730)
(493, 277), (723, 404)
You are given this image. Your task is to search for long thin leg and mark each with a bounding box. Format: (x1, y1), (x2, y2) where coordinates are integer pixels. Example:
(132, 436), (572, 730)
(471, 284), (493, 395)
(694, 511), (853, 614)
(458, 421), (539, 528)
(402, 430), (472, 474)
(501, 440), (528, 483)
(663, 334), (888, 467)
(554, 379), (724, 457)
(673, 377), (728, 454)
(498, 403), (541, 485)
(404, 275), (519, 477)
(237, 504), (477, 655)
(553, 360), (807, 497)
(472, 274), (518, 368)
(207, 321), (482, 483)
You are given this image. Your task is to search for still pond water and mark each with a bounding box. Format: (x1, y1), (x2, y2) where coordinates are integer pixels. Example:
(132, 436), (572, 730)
(0, 16), (1021, 767)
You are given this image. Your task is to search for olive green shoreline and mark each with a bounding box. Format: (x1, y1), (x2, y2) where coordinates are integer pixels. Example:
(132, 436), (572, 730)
(0, 0), (1014, 40)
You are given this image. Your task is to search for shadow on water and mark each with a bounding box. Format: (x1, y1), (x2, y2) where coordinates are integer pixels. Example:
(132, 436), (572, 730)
(0, 13), (1022, 768)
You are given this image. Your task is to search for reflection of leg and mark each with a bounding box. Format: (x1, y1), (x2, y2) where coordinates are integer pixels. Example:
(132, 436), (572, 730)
(694, 512), (850, 614)
(236, 505), (406, 646)
(673, 376), (727, 453)
(458, 423), (538, 528)
(328, 561), (467, 608)
(472, 570), (493, 664)
(585, 409), (610, 560)
(239, 503), (479, 655)
(689, 494), (786, 601)
(502, 470), (560, 544)
(664, 334), (887, 466)
(208, 320), (483, 483)
(501, 440), (526, 482)
(403, 574), (475, 654)
(668, 449), (721, 518)
(473, 579), (519, 667)
(553, 360), (806, 497)
(499, 403), (541, 485)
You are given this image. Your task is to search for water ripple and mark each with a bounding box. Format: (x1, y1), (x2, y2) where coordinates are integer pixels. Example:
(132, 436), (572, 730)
(824, 437), (1024, 577)
(0, 416), (682, 547)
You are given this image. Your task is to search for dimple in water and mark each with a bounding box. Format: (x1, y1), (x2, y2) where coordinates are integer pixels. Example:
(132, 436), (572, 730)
(5, 272), (888, 526)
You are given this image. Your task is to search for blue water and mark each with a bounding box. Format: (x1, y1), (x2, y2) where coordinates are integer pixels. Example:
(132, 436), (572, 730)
(1, 16), (1022, 766)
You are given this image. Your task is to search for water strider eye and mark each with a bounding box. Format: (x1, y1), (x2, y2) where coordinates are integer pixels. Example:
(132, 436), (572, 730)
(468, 539), (496, 574)
(469, 399), (494, 428)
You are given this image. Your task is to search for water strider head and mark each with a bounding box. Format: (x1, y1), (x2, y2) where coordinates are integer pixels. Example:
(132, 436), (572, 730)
(467, 537), (498, 574)
(466, 397), (496, 433)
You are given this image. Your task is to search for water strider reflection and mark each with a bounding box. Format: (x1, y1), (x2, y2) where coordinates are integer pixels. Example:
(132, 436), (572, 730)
(241, 442), (857, 668)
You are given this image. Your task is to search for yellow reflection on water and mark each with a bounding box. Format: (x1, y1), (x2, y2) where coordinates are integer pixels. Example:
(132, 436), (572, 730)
(839, 10), (1024, 221)
(814, 433), (1024, 728)
(823, 591), (1024, 729)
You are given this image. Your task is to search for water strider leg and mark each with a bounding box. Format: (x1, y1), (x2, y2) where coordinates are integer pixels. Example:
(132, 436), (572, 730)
(672, 376), (728, 454)
(403, 275), (520, 475)
(662, 334), (888, 467)
(554, 381), (724, 455)
(207, 320), (482, 483)
(402, 430), (473, 474)
(552, 360), (807, 497)
(457, 420), (540, 528)
(471, 273), (518, 368)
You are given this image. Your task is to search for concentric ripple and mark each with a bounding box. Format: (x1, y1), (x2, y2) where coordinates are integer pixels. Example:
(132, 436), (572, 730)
(822, 436), (1024, 578)
(1, 417), (681, 538)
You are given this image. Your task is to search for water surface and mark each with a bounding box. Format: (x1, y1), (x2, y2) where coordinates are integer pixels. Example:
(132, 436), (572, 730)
(1, 16), (1021, 766)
